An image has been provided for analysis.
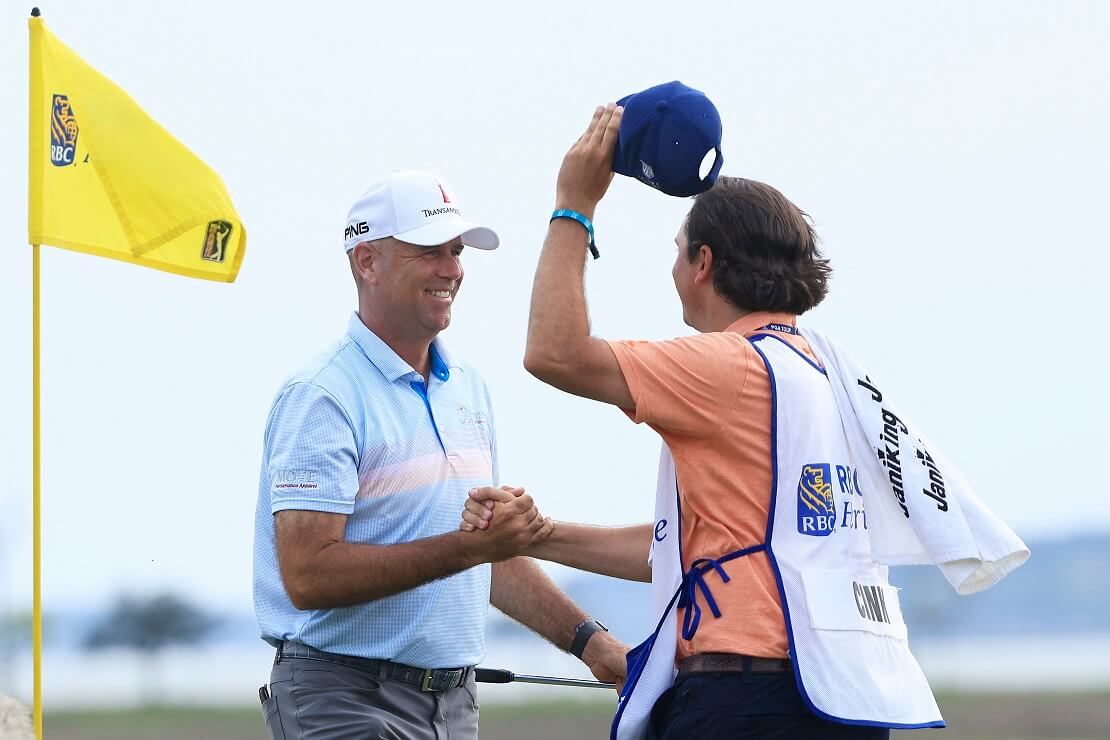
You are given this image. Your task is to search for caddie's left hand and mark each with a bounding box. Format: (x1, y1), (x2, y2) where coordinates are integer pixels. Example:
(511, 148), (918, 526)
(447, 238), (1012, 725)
(555, 103), (624, 220)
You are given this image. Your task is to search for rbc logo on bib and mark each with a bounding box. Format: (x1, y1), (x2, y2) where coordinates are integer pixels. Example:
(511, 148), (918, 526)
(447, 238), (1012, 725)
(797, 463), (836, 536)
(50, 94), (79, 167)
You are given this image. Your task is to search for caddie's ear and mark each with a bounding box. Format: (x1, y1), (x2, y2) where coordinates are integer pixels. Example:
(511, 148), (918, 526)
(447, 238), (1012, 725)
(693, 243), (714, 285)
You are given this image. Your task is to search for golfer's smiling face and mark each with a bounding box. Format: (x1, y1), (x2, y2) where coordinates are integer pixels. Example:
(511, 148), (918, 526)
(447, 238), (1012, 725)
(382, 237), (465, 337)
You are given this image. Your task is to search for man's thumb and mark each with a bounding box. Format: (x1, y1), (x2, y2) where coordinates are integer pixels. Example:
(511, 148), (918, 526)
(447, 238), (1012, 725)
(469, 486), (515, 504)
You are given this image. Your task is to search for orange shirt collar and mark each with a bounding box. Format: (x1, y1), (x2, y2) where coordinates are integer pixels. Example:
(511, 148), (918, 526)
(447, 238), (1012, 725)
(724, 311), (799, 337)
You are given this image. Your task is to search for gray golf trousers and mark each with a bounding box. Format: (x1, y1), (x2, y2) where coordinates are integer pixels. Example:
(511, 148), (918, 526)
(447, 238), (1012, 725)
(262, 647), (479, 740)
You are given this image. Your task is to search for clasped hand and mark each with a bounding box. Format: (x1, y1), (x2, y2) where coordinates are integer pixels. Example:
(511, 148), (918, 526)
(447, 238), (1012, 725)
(459, 485), (552, 561)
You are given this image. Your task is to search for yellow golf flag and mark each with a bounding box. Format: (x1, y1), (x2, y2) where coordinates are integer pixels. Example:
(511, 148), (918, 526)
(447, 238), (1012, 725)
(28, 14), (246, 282)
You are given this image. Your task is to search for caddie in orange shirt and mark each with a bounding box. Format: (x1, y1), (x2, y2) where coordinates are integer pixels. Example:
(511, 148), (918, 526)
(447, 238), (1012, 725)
(462, 100), (894, 739)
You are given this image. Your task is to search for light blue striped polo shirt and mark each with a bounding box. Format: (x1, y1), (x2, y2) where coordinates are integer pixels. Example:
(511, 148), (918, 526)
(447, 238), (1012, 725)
(253, 312), (497, 668)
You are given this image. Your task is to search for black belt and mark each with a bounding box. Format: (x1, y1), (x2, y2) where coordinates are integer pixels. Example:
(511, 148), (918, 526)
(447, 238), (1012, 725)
(679, 653), (793, 675)
(277, 641), (471, 692)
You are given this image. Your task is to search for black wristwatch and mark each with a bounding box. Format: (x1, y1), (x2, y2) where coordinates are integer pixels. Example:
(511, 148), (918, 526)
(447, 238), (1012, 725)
(569, 619), (609, 659)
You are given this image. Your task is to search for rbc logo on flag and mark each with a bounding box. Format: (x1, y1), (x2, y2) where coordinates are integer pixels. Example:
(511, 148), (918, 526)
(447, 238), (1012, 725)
(50, 94), (79, 167)
(797, 463), (836, 536)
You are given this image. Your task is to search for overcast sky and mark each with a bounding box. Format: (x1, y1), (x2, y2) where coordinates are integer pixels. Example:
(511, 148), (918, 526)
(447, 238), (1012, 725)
(1, 0), (1107, 615)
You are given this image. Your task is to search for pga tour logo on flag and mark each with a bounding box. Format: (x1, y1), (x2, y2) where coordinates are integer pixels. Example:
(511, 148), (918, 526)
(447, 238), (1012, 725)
(797, 463), (836, 536)
(50, 93), (79, 167)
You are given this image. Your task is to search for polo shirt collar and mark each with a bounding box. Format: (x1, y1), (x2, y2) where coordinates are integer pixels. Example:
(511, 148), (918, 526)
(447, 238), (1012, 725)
(346, 312), (456, 383)
(429, 342), (451, 383)
(725, 311), (799, 337)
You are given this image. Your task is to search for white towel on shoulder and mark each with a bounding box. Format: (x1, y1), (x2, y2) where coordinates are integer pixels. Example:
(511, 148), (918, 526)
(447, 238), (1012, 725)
(800, 328), (1028, 595)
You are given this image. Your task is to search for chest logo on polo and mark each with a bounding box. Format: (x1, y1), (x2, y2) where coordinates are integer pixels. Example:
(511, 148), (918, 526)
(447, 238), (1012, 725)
(797, 463), (836, 536)
(456, 406), (486, 425)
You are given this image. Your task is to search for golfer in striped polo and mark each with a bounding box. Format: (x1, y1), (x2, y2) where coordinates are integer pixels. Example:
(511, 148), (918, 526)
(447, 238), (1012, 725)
(253, 171), (628, 740)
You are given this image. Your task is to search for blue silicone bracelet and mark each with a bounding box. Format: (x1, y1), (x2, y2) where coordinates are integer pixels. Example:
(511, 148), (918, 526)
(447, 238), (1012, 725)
(550, 209), (600, 260)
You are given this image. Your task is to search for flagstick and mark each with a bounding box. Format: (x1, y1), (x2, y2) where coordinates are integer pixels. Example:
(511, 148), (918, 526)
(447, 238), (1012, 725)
(32, 242), (43, 740)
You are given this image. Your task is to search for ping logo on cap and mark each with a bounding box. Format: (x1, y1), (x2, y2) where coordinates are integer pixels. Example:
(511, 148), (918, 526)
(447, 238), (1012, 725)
(50, 94), (79, 167)
(797, 463), (836, 536)
(345, 221), (369, 242)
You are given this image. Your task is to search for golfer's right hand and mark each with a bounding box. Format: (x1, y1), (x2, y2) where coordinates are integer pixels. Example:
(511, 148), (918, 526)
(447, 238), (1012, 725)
(583, 632), (630, 695)
(460, 486), (552, 562)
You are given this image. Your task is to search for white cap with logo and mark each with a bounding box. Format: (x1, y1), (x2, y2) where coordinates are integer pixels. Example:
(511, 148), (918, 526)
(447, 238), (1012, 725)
(343, 170), (500, 252)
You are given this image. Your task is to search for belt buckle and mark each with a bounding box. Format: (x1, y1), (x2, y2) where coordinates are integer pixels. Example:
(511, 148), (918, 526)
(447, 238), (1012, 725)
(420, 668), (435, 692)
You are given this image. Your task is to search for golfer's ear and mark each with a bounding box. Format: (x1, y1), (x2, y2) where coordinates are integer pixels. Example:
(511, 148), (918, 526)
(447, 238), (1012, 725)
(349, 242), (378, 285)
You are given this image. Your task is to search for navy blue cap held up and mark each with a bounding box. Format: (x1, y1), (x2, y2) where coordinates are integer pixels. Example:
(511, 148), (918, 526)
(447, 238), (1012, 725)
(612, 81), (724, 198)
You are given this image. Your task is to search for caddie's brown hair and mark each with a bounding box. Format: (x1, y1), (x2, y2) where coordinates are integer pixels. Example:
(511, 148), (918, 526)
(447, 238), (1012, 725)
(684, 177), (831, 314)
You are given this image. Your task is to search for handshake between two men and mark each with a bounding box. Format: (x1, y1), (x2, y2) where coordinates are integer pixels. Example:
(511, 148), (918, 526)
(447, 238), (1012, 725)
(457, 484), (657, 696)
(458, 485), (653, 584)
(455, 486), (554, 563)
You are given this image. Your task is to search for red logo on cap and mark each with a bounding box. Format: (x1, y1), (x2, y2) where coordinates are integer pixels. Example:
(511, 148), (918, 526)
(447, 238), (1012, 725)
(437, 182), (452, 204)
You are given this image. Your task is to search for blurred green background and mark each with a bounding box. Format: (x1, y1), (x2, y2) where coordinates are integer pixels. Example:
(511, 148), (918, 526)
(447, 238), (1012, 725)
(41, 694), (1110, 740)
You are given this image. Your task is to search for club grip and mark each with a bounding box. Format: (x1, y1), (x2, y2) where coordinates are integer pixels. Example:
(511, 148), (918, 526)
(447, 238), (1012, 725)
(474, 668), (514, 684)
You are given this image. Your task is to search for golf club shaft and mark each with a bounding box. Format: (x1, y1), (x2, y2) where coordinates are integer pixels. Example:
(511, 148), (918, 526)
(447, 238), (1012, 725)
(474, 667), (614, 690)
(513, 672), (615, 689)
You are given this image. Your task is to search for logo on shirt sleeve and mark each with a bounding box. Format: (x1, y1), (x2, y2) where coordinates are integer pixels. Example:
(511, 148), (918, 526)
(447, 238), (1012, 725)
(797, 463), (836, 536)
(272, 469), (319, 491)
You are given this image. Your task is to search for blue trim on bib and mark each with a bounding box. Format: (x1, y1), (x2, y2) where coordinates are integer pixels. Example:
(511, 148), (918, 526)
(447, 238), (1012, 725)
(610, 582), (685, 740)
(750, 332), (826, 375)
(610, 546), (771, 737)
(750, 337), (945, 730)
(675, 475), (686, 572)
(611, 463), (686, 739)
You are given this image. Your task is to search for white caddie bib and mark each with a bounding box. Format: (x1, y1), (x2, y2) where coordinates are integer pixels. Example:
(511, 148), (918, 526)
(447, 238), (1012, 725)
(752, 333), (942, 728)
(610, 445), (683, 740)
(611, 331), (943, 740)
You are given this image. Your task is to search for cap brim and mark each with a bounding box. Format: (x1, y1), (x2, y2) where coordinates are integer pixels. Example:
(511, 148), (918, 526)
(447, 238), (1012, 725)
(394, 220), (500, 250)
